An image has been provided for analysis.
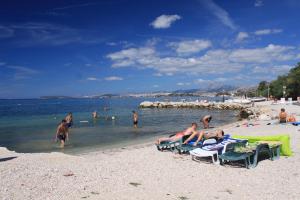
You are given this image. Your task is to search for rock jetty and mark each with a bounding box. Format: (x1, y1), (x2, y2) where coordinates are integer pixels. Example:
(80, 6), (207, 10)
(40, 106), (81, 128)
(139, 101), (249, 110)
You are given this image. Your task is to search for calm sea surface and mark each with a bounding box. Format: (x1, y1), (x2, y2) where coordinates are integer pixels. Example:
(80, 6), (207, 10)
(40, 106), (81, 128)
(0, 97), (238, 154)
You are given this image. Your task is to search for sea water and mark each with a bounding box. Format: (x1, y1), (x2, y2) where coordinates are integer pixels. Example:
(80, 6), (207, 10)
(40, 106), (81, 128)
(0, 97), (238, 154)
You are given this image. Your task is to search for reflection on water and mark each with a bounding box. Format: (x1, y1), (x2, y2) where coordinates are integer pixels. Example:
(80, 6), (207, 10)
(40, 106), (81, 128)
(0, 97), (238, 154)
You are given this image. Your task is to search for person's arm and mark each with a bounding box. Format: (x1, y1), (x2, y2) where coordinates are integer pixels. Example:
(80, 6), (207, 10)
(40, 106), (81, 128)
(193, 131), (204, 146)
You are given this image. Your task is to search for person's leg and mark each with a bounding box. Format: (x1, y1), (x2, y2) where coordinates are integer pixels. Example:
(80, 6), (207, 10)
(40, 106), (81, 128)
(203, 120), (209, 129)
(60, 139), (65, 148)
(193, 131), (205, 146)
(156, 137), (172, 144)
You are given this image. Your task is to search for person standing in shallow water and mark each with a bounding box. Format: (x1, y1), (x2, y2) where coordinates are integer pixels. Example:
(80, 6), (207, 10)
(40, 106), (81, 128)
(132, 111), (138, 128)
(201, 115), (212, 129)
(92, 111), (98, 119)
(65, 112), (73, 128)
(55, 120), (69, 148)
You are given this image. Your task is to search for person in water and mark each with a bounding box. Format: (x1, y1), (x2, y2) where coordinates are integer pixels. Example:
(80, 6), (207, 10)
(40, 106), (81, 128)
(201, 115), (212, 129)
(279, 108), (287, 123)
(183, 129), (224, 146)
(55, 119), (69, 148)
(65, 112), (73, 128)
(156, 123), (198, 145)
(92, 111), (98, 119)
(132, 111), (138, 128)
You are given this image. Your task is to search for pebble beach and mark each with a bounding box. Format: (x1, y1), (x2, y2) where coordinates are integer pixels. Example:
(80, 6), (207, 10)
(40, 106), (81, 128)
(1, 102), (300, 200)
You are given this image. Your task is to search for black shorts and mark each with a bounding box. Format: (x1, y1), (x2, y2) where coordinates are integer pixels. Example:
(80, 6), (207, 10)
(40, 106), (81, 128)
(58, 134), (66, 141)
(133, 121), (138, 125)
(202, 116), (212, 122)
(66, 122), (73, 128)
(207, 116), (212, 122)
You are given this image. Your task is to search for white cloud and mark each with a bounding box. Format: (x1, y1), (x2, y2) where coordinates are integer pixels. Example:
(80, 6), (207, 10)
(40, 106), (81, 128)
(104, 76), (123, 81)
(252, 65), (292, 75)
(177, 82), (191, 86)
(87, 77), (98, 81)
(153, 73), (163, 77)
(229, 44), (294, 63)
(153, 84), (159, 88)
(0, 25), (14, 38)
(0, 22), (105, 46)
(169, 39), (212, 54)
(6, 65), (39, 80)
(254, 29), (282, 35)
(235, 32), (249, 42)
(150, 14), (181, 29)
(107, 43), (299, 78)
(254, 0), (264, 7)
(201, 0), (237, 30)
(0, 62), (6, 66)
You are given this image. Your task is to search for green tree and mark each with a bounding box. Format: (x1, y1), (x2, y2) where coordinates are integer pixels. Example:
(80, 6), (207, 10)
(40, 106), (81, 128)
(257, 81), (269, 97)
(268, 62), (300, 99)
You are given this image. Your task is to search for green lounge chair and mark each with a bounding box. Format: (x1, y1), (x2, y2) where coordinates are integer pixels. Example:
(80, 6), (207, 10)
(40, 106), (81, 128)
(219, 143), (271, 169)
(156, 134), (184, 152)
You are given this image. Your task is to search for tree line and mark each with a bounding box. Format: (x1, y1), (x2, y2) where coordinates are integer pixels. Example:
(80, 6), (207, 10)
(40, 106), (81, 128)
(257, 62), (300, 99)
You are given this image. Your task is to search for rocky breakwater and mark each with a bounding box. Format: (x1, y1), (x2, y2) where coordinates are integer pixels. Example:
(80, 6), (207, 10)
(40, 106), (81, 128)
(139, 101), (249, 110)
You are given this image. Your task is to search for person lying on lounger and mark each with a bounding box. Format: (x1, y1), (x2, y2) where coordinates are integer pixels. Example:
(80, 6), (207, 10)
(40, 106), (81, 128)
(156, 123), (198, 145)
(183, 129), (224, 146)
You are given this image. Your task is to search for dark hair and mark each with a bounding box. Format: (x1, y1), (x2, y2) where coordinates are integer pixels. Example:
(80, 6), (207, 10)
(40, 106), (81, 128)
(192, 122), (198, 127)
(221, 130), (224, 136)
(62, 119), (67, 123)
(281, 108), (285, 112)
(132, 110), (136, 113)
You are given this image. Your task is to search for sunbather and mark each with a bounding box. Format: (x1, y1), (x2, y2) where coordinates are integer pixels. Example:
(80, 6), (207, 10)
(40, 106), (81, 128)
(183, 129), (224, 146)
(156, 123), (198, 145)
(279, 108), (287, 123)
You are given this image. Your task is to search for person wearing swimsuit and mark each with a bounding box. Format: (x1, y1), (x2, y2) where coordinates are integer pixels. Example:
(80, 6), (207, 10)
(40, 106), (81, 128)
(279, 108), (287, 123)
(132, 111), (138, 128)
(183, 129), (224, 146)
(156, 123), (198, 145)
(55, 120), (69, 148)
(201, 115), (212, 129)
(65, 112), (73, 128)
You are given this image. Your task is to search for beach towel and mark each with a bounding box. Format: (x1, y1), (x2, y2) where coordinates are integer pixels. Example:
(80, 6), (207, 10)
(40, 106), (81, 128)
(233, 135), (292, 156)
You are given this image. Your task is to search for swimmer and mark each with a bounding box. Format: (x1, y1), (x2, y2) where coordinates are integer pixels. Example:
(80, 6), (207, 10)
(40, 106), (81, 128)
(92, 111), (98, 119)
(132, 111), (138, 128)
(65, 112), (73, 128)
(55, 120), (69, 148)
(201, 115), (212, 129)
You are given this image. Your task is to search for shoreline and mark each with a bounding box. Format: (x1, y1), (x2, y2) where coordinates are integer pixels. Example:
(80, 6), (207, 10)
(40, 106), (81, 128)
(1, 101), (300, 200)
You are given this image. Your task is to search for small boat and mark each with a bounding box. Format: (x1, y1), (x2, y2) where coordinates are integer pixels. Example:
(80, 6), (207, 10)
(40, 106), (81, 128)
(250, 97), (267, 102)
(226, 98), (251, 104)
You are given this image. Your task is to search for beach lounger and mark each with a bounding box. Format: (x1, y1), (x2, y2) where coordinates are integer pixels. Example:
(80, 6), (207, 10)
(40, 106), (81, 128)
(176, 138), (217, 154)
(156, 134), (186, 152)
(189, 138), (248, 164)
(219, 143), (272, 169)
(190, 148), (219, 164)
(176, 134), (232, 154)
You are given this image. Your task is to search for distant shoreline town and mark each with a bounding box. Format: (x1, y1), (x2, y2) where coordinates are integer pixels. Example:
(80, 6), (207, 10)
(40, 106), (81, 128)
(39, 85), (257, 99)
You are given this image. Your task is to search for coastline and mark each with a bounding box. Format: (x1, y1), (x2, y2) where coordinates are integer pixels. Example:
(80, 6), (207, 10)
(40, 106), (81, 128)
(1, 101), (300, 200)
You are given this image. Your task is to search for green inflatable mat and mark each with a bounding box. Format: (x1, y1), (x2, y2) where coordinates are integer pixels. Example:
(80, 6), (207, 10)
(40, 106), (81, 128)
(232, 134), (293, 156)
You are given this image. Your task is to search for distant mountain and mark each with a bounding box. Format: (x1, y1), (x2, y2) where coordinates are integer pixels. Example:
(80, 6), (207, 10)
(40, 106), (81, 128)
(173, 84), (238, 94)
(40, 96), (77, 99)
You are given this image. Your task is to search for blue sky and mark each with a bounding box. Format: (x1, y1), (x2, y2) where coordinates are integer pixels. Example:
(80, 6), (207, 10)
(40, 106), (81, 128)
(1, 0), (300, 98)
